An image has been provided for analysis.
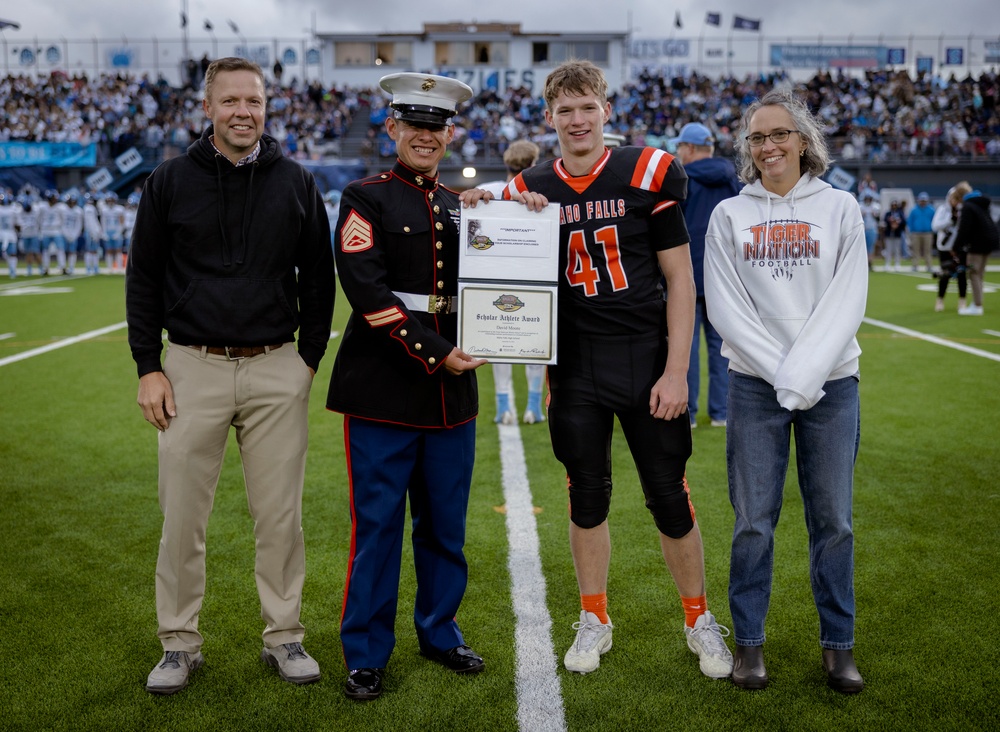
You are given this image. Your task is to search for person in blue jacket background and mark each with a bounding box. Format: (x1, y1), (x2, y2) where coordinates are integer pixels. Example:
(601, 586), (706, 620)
(670, 122), (742, 428)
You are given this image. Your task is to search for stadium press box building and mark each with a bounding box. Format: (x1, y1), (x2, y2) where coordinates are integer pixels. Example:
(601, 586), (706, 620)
(314, 21), (629, 96)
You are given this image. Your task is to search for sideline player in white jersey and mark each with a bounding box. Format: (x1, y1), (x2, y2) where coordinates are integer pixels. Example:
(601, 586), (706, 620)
(0, 193), (22, 278)
(16, 200), (42, 276)
(122, 193), (139, 269)
(39, 190), (68, 275)
(99, 193), (126, 273)
(322, 190), (339, 250)
(82, 193), (104, 274)
(61, 195), (85, 275)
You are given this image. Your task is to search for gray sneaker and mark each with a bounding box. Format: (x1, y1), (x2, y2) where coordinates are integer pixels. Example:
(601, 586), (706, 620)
(261, 642), (321, 684)
(685, 611), (734, 678)
(146, 650), (204, 695)
(564, 610), (613, 674)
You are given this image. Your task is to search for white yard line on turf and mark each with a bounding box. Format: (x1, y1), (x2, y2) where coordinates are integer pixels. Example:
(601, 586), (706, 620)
(0, 274), (80, 290)
(863, 317), (1000, 363)
(983, 329), (1000, 339)
(497, 422), (567, 732)
(0, 321), (127, 368)
(0, 325), (337, 370)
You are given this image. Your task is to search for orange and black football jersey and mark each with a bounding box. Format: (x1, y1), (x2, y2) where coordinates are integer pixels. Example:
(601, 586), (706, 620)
(504, 146), (690, 338)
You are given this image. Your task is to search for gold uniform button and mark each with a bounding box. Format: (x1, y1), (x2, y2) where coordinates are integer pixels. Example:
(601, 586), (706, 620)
(435, 222), (444, 231)
(415, 176), (424, 185)
(433, 205), (441, 214)
(436, 241), (443, 250)
(403, 226), (411, 233)
(428, 192), (434, 201)
(428, 357), (436, 365)
(380, 174), (388, 179)
(399, 329), (407, 337)
(414, 343), (422, 351)
(437, 260), (444, 269)
(437, 280), (445, 289)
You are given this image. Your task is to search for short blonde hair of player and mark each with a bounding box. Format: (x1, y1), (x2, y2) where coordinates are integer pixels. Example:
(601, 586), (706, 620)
(542, 60), (608, 108)
(503, 140), (540, 175)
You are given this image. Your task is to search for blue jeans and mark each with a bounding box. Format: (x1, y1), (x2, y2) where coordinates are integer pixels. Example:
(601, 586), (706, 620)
(687, 298), (729, 422)
(726, 371), (860, 649)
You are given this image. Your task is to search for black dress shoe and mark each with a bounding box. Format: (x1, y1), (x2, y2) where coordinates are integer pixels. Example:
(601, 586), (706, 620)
(344, 667), (385, 700)
(823, 649), (864, 694)
(422, 644), (485, 674)
(731, 645), (768, 690)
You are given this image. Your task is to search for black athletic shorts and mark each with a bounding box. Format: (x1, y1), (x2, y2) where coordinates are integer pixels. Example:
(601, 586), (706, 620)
(548, 331), (693, 522)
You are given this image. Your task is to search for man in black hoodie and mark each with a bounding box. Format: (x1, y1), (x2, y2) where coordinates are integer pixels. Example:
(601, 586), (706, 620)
(126, 57), (335, 695)
(955, 188), (999, 316)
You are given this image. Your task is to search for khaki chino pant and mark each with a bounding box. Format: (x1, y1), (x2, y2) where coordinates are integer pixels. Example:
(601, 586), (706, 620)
(155, 342), (313, 653)
(966, 252), (989, 308)
(908, 231), (934, 271)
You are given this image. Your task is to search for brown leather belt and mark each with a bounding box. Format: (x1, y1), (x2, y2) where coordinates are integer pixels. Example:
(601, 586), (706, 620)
(188, 343), (284, 360)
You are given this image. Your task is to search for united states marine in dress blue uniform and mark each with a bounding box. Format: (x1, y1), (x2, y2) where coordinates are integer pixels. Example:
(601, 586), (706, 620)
(327, 150), (478, 673)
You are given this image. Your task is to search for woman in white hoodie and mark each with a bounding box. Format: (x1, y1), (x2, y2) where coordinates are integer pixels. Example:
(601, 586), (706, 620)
(704, 89), (868, 694)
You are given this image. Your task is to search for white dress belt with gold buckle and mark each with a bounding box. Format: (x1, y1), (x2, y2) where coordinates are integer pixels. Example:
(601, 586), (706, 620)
(393, 291), (454, 314)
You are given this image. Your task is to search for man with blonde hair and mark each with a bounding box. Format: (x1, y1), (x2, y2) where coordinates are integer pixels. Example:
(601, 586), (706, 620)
(501, 60), (732, 679)
(128, 56), (335, 695)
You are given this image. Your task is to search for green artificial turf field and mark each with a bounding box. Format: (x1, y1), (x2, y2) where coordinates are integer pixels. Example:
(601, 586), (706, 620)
(1, 268), (997, 731)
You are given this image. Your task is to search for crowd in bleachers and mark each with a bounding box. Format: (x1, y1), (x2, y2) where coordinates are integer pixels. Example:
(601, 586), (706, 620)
(3, 65), (997, 280)
(0, 65), (998, 166)
(0, 71), (363, 162)
(361, 67), (1000, 163)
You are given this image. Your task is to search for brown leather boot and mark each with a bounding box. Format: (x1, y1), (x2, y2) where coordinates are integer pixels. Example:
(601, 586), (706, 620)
(731, 645), (768, 690)
(822, 648), (864, 694)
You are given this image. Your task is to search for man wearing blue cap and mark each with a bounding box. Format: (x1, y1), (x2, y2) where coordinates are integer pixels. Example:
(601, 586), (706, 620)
(327, 72), (490, 700)
(670, 122), (742, 429)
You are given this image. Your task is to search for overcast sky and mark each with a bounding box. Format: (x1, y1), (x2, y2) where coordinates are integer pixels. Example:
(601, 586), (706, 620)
(1, 1), (991, 42)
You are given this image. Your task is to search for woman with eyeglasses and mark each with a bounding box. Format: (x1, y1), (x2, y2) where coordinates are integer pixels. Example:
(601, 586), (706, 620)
(703, 89), (869, 694)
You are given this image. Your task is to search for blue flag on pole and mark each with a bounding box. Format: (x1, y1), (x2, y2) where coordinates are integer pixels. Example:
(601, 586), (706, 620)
(705, 12), (721, 26)
(733, 15), (761, 31)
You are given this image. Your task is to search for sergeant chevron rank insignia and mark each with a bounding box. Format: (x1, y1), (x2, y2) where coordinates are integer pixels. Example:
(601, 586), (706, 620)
(341, 210), (373, 252)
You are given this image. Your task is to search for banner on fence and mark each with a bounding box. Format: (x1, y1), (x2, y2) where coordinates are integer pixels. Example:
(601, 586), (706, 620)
(0, 142), (98, 168)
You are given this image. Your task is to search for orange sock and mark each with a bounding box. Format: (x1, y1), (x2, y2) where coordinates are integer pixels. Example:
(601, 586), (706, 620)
(581, 593), (610, 624)
(681, 594), (707, 628)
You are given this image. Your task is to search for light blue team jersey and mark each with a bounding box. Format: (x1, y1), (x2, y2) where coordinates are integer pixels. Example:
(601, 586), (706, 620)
(0, 205), (19, 235)
(16, 209), (40, 238)
(100, 203), (125, 238)
(39, 204), (64, 237)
